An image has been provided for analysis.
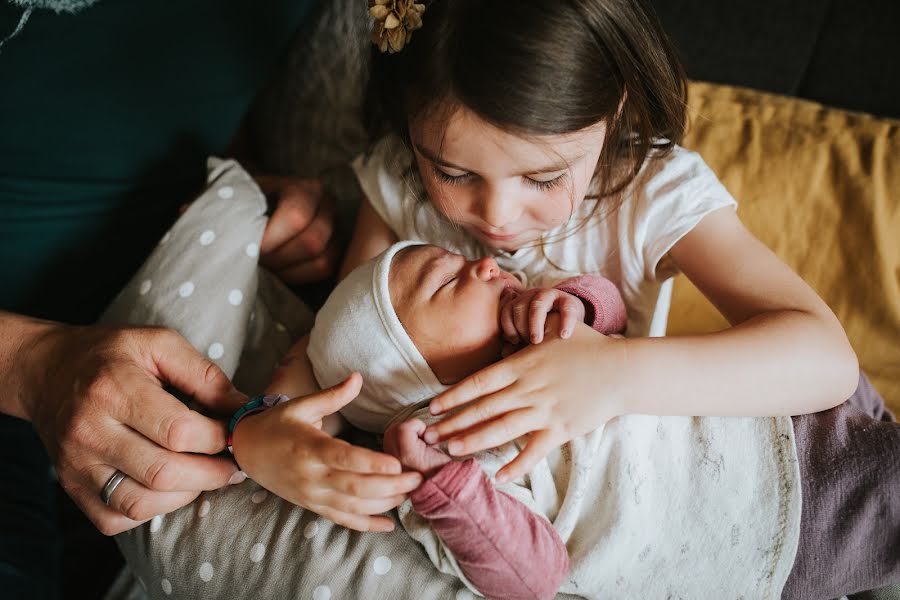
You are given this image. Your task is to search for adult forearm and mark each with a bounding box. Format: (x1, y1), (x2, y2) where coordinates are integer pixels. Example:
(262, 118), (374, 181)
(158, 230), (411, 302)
(0, 310), (60, 420)
(622, 309), (859, 417)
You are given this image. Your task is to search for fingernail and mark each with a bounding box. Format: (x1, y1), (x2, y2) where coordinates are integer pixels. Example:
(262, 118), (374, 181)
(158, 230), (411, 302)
(562, 329), (571, 338)
(496, 473), (508, 484)
(423, 431), (438, 444)
(429, 404), (440, 415)
(448, 441), (463, 455)
(228, 471), (247, 485)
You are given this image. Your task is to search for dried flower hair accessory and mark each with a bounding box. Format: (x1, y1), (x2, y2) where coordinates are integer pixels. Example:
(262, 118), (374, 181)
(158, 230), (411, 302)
(369, 0), (426, 54)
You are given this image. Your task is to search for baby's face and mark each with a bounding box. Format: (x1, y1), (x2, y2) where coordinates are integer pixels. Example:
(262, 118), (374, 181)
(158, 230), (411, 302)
(390, 245), (524, 384)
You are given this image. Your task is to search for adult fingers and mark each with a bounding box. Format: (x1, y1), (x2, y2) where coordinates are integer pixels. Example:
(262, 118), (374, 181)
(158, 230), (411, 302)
(144, 328), (246, 415)
(262, 200), (336, 272)
(100, 424), (238, 492)
(496, 430), (560, 484)
(443, 408), (539, 457)
(273, 233), (342, 286)
(65, 481), (146, 536)
(258, 178), (323, 254)
(120, 381), (231, 455)
(324, 470), (422, 500)
(429, 362), (518, 415)
(75, 467), (202, 532)
(425, 388), (525, 443)
(307, 503), (396, 533)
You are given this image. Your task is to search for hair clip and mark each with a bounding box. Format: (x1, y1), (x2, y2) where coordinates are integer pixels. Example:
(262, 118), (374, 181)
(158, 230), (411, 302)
(369, 0), (426, 54)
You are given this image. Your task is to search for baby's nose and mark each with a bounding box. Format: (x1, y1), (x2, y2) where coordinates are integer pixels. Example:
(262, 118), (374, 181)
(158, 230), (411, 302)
(472, 256), (500, 281)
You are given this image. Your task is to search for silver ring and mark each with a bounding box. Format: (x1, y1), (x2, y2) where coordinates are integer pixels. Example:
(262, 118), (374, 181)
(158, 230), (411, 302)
(100, 470), (128, 505)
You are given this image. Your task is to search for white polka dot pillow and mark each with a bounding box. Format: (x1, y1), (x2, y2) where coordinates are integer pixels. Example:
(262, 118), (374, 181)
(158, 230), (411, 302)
(99, 158), (496, 600)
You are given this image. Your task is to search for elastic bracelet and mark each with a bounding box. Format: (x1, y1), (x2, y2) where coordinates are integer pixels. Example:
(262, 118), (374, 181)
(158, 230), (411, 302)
(226, 393), (290, 461)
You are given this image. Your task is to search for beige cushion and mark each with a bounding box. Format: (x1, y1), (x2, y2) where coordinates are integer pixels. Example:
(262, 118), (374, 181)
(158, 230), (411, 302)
(669, 82), (900, 412)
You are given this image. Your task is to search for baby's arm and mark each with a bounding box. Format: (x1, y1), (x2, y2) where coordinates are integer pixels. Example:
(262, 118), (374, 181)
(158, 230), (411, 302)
(501, 275), (627, 345)
(554, 274), (627, 335)
(384, 420), (568, 600)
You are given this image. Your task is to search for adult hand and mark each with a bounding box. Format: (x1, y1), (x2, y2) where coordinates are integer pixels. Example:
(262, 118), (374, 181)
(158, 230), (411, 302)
(232, 374), (423, 532)
(22, 323), (246, 536)
(424, 316), (629, 484)
(255, 174), (341, 285)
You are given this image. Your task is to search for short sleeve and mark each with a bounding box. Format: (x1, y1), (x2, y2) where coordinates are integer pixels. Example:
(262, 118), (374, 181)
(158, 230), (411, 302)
(351, 136), (416, 238)
(622, 147), (737, 282)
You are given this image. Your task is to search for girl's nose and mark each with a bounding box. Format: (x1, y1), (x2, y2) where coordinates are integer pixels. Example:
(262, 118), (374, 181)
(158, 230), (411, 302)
(478, 186), (522, 230)
(471, 256), (500, 281)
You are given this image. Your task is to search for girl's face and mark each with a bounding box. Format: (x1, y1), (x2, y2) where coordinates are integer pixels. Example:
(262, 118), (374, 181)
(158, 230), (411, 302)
(410, 104), (607, 252)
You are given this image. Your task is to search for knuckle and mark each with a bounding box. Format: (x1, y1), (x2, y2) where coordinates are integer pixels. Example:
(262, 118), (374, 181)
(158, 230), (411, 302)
(200, 359), (224, 388)
(144, 455), (178, 491)
(284, 203), (316, 230)
(158, 411), (192, 452)
(300, 230), (329, 257)
(95, 517), (123, 537)
(118, 489), (154, 522)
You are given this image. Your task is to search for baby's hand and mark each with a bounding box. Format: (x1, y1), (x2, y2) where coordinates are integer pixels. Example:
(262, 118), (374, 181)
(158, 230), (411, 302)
(383, 419), (452, 479)
(500, 287), (586, 344)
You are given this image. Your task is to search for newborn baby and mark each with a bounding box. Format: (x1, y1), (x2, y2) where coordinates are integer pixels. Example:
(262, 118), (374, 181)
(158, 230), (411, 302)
(308, 241), (627, 599)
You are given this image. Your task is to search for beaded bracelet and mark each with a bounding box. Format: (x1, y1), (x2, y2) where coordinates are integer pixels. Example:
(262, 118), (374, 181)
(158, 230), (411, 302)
(226, 393), (289, 462)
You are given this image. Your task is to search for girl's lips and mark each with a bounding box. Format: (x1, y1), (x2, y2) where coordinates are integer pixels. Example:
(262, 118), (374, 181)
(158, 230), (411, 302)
(478, 228), (518, 242)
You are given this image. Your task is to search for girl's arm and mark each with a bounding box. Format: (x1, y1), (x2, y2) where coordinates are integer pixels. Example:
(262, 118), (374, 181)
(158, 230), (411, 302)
(624, 206), (858, 416)
(338, 196), (398, 280)
(423, 209), (859, 482)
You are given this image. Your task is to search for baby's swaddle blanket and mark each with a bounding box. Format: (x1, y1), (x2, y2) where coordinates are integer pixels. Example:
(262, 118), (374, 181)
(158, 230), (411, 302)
(307, 241), (804, 599)
(101, 159), (802, 599)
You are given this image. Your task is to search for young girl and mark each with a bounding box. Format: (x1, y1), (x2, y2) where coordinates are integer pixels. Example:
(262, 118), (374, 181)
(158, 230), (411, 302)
(233, 1), (899, 598)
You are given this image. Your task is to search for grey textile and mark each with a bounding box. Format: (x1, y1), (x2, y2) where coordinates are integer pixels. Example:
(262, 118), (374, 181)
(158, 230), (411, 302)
(100, 157), (532, 600)
(784, 373), (900, 600)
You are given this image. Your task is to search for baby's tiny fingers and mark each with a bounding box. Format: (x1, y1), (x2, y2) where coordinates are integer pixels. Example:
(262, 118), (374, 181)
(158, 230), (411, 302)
(528, 296), (555, 344)
(500, 304), (520, 344)
(558, 298), (582, 339)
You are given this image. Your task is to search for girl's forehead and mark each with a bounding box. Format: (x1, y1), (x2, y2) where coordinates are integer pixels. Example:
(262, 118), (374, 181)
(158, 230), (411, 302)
(412, 104), (606, 172)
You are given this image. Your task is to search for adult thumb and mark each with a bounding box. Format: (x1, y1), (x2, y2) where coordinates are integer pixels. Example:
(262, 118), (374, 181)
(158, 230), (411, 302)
(147, 329), (246, 415)
(287, 373), (363, 423)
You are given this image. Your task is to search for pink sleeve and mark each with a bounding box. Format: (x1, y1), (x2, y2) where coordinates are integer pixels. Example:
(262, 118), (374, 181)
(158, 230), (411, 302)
(555, 274), (627, 335)
(410, 458), (568, 600)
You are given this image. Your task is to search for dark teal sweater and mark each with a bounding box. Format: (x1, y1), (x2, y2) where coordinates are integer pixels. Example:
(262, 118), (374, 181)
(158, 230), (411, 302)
(0, 0), (318, 323)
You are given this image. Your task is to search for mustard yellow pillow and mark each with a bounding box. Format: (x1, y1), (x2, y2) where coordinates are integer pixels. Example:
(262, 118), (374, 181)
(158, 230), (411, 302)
(670, 82), (900, 412)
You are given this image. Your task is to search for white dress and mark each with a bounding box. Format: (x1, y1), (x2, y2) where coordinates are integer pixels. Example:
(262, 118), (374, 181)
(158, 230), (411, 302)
(352, 137), (802, 599)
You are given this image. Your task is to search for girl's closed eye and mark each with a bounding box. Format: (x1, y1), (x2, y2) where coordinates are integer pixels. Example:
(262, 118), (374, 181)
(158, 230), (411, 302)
(524, 172), (567, 192)
(433, 167), (472, 186)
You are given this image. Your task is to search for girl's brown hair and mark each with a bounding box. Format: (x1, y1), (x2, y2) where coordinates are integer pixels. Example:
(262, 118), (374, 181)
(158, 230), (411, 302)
(364, 0), (687, 200)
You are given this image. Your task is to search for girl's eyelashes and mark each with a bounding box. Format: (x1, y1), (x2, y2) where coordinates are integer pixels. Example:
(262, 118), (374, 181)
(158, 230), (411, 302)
(524, 172), (567, 192)
(432, 166), (567, 192)
(433, 167), (471, 185)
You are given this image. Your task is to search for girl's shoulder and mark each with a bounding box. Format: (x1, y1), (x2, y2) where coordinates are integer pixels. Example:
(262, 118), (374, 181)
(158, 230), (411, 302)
(627, 144), (734, 207)
(351, 135), (418, 229)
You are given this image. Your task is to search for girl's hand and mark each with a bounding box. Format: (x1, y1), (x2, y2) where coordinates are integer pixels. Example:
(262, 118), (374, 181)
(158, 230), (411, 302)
(500, 288), (585, 344)
(424, 316), (628, 483)
(232, 374), (423, 532)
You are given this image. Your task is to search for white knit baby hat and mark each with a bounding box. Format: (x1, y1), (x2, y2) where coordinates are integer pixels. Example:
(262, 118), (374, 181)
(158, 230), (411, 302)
(307, 240), (449, 433)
